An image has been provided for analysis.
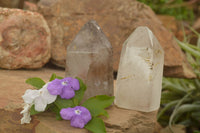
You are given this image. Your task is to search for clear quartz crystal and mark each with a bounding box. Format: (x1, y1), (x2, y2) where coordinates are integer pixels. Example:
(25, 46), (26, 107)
(65, 20), (113, 100)
(114, 26), (164, 112)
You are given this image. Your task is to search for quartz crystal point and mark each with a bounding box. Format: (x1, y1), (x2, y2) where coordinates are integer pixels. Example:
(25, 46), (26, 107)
(114, 26), (164, 112)
(65, 20), (113, 100)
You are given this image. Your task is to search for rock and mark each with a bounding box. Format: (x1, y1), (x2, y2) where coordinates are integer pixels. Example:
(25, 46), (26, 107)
(193, 18), (200, 30)
(115, 27), (164, 112)
(157, 15), (178, 34)
(36, 106), (158, 133)
(25, 0), (40, 4)
(0, 67), (65, 133)
(0, 8), (51, 69)
(0, 0), (24, 8)
(35, 113), (88, 133)
(23, 1), (38, 12)
(37, 0), (195, 78)
(103, 106), (158, 133)
(0, 109), (39, 133)
(0, 68), (158, 133)
(66, 20), (113, 100)
(189, 18), (200, 44)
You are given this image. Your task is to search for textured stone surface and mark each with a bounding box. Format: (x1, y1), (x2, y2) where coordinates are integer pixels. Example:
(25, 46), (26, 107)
(157, 15), (186, 41)
(0, 67), (65, 133)
(0, 8), (51, 69)
(37, 0), (195, 78)
(193, 18), (200, 30)
(65, 20), (113, 100)
(0, 109), (39, 133)
(36, 106), (158, 133)
(0, 0), (24, 8)
(189, 18), (200, 44)
(35, 113), (88, 133)
(157, 15), (178, 34)
(0, 68), (158, 133)
(25, 0), (40, 4)
(23, 1), (38, 12)
(115, 27), (164, 112)
(103, 106), (158, 133)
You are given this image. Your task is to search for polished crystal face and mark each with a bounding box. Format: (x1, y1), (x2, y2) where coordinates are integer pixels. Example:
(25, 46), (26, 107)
(65, 20), (113, 100)
(114, 26), (164, 112)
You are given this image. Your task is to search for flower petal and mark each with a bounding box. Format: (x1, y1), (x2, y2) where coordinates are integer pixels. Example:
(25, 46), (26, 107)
(78, 106), (92, 123)
(21, 103), (32, 124)
(70, 78), (80, 90)
(21, 111), (31, 124)
(20, 103), (32, 114)
(70, 115), (85, 128)
(47, 79), (63, 95)
(60, 108), (75, 120)
(62, 77), (73, 82)
(40, 83), (57, 104)
(34, 96), (47, 112)
(22, 89), (40, 104)
(60, 87), (75, 99)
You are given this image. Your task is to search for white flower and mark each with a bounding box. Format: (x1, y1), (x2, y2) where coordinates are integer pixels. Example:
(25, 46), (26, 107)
(21, 83), (57, 124)
(22, 83), (57, 112)
(20, 103), (32, 124)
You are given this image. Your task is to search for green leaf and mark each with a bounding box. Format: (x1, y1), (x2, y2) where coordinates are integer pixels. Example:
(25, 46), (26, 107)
(26, 77), (46, 89)
(54, 96), (74, 109)
(30, 105), (41, 115)
(157, 100), (179, 120)
(56, 114), (62, 120)
(194, 130), (200, 133)
(161, 91), (182, 104)
(85, 117), (106, 133)
(49, 73), (63, 81)
(57, 76), (64, 79)
(48, 103), (63, 120)
(99, 110), (109, 118)
(176, 38), (200, 59)
(49, 73), (57, 81)
(71, 77), (87, 106)
(73, 98), (79, 106)
(48, 103), (60, 113)
(171, 104), (200, 124)
(82, 95), (114, 117)
(191, 112), (200, 121)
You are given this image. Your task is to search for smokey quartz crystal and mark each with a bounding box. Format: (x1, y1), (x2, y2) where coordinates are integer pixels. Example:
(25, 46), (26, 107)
(65, 20), (113, 100)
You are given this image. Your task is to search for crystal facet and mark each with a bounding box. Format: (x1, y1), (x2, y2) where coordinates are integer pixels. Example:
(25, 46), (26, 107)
(114, 26), (164, 112)
(65, 20), (113, 100)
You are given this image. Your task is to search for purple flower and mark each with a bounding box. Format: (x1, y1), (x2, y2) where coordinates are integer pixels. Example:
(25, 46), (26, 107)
(47, 77), (80, 99)
(60, 106), (92, 128)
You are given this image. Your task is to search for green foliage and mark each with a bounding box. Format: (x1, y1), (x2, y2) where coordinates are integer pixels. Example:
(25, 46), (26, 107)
(25, 74), (114, 133)
(26, 77), (45, 89)
(30, 105), (41, 115)
(49, 73), (63, 81)
(85, 117), (106, 133)
(158, 29), (200, 132)
(159, 78), (200, 132)
(72, 77), (87, 106)
(50, 76), (87, 120)
(82, 95), (115, 117)
(48, 103), (63, 120)
(82, 95), (114, 133)
(137, 0), (194, 21)
(54, 96), (74, 109)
